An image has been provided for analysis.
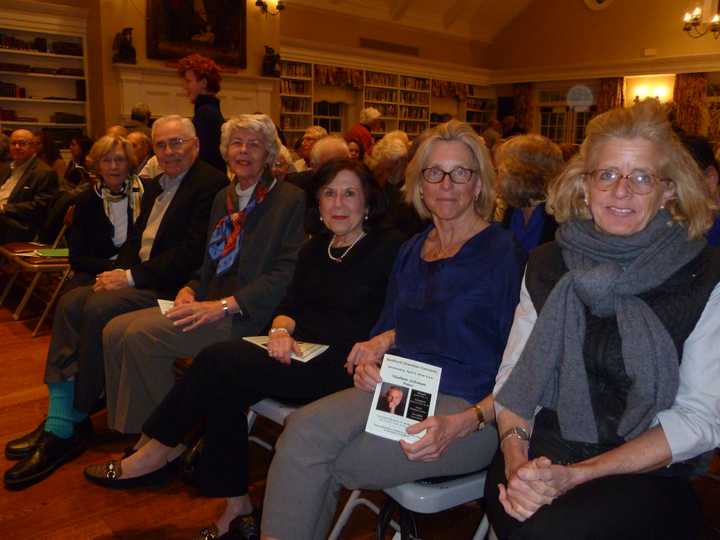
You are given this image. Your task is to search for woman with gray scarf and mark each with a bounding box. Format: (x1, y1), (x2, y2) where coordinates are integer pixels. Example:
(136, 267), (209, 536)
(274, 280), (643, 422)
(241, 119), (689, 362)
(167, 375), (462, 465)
(485, 100), (720, 540)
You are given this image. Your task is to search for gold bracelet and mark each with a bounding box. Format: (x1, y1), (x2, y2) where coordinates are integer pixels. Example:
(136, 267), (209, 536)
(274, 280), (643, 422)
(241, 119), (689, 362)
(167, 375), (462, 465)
(473, 403), (485, 431)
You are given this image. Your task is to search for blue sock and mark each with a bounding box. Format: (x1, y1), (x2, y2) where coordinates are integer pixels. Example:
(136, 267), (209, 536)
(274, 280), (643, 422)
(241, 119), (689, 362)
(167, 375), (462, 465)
(45, 382), (88, 439)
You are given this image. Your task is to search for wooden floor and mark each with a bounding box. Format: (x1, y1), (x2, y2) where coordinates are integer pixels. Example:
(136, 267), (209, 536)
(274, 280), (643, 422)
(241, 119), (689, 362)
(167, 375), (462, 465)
(0, 290), (718, 539)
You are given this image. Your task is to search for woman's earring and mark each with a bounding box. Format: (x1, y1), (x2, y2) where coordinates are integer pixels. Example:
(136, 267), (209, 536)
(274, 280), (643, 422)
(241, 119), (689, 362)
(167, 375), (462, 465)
(364, 211), (369, 221)
(319, 216), (324, 222)
(419, 190), (424, 200)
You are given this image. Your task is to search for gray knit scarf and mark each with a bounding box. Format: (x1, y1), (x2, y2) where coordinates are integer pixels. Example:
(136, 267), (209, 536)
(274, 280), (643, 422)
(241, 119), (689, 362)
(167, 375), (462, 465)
(496, 210), (706, 443)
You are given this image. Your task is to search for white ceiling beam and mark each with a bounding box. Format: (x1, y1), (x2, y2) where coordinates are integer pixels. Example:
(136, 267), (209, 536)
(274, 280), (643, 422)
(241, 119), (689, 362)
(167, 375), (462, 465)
(390, 0), (411, 21)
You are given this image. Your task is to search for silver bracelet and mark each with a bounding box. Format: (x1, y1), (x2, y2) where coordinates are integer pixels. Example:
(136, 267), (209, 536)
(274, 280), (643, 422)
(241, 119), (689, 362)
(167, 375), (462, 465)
(220, 298), (230, 317)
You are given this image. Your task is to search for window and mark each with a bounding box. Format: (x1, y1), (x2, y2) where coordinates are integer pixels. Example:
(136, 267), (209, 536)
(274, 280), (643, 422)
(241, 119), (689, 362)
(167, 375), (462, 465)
(574, 110), (595, 144)
(539, 106), (567, 143)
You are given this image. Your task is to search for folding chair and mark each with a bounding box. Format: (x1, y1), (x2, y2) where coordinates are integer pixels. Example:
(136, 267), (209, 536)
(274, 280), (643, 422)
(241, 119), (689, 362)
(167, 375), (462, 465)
(329, 472), (494, 540)
(0, 206), (73, 335)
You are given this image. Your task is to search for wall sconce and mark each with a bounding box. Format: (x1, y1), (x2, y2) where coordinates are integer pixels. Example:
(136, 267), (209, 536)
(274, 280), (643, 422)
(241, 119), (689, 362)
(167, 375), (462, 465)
(683, 4), (720, 38)
(256, 0), (285, 16)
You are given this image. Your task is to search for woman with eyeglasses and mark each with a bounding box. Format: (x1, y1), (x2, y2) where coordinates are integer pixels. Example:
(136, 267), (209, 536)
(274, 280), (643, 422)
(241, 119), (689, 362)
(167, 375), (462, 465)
(65, 135), (143, 289)
(483, 100), (720, 540)
(259, 121), (526, 540)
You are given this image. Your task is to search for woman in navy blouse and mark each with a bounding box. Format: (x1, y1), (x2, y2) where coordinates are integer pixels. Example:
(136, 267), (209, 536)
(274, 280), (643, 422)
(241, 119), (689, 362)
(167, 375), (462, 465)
(260, 120), (526, 540)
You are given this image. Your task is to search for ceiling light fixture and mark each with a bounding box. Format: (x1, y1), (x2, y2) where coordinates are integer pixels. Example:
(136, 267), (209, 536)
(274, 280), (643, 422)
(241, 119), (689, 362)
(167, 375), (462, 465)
(683, 5), (720, 38)
(256, 0), (285, 16)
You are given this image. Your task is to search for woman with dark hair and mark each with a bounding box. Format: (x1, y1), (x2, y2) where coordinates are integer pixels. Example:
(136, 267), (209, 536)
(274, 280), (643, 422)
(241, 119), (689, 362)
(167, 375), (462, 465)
(84, 158), (404, 539)
(64, 135), (93, 191)
(178, 53), (225, 172)
(33, 131), (66, 179)
(345, 137), (365, 162)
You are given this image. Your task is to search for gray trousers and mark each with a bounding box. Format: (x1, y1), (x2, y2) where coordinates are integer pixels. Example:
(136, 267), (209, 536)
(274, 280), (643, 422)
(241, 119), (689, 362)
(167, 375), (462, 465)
(44, 285), (158, 413)
(103, 307), (232, 433)
(261, 387), (498, 540)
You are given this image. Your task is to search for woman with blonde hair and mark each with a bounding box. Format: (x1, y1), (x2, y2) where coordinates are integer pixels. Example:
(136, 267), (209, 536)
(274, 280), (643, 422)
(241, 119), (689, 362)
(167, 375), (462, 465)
(260, 120), (526, 540)
(66, 135), (143, 289)
(486, 100), (720, 539)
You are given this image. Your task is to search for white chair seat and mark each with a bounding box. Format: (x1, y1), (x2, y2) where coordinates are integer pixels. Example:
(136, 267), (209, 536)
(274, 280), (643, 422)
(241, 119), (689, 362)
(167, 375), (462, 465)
(384, 470), (487, 514)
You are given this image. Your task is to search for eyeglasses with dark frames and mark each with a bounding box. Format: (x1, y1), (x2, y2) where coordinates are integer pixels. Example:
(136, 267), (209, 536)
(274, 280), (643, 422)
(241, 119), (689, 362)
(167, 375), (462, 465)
(421, 166), (476, 184)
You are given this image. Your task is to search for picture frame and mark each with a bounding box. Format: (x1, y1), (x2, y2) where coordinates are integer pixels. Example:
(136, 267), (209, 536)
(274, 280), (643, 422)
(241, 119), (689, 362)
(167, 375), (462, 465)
(146, 0), (247, 68)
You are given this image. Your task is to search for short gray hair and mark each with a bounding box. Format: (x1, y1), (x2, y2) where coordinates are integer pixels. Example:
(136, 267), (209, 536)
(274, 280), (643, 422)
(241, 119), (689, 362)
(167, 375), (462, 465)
(151, 115), (196, 142)
(220, 114), (281, 167)
(310, 135), (349, 168)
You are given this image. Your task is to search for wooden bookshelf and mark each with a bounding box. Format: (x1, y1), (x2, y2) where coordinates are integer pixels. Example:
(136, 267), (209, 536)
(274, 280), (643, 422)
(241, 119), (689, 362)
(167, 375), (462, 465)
(279, 60), (314, 148)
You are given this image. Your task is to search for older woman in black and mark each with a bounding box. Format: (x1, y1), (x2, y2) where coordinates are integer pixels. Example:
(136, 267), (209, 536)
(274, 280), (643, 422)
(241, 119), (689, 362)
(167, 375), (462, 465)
(84, 159), (404, 539)
(67, 135), (143, 289)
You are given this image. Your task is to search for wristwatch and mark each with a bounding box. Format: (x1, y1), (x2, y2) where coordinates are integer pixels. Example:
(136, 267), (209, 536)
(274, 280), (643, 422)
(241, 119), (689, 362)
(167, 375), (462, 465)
(220, 298), (230, 317)
(499, 426), (530, 447)
(269, 327), (290, 336)
(472, 403), (485, 431)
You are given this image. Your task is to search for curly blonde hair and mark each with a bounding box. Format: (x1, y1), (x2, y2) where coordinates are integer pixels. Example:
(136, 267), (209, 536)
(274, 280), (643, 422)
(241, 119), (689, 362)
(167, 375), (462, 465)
(404, 121), (496, 221)
(548, 100), (716, 240)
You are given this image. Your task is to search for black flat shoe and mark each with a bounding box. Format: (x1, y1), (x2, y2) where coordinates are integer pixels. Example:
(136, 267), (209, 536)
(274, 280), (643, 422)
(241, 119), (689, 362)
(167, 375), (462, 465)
(5, 421), (46, 460)
(5, 417), (93, 461)
(4, 430), (88, 490)
(83, 458), (175, 490)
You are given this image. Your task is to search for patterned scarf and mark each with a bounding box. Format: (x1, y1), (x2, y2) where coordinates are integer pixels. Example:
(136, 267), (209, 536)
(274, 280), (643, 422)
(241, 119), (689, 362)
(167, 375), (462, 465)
(95, 174), (144, 223)
(208, 170), (275, 276)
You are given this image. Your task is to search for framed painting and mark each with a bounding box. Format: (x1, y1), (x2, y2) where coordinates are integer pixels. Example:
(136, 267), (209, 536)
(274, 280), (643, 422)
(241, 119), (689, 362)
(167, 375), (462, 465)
(147, 0), (247, 67)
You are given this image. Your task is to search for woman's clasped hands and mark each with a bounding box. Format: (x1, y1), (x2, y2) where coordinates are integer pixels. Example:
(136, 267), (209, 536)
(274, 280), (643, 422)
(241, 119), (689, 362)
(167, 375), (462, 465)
(498, 455), (579, 522)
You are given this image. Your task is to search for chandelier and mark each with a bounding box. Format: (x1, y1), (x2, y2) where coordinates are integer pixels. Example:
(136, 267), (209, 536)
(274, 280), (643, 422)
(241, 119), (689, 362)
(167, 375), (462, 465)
(683, 6), (720, 38)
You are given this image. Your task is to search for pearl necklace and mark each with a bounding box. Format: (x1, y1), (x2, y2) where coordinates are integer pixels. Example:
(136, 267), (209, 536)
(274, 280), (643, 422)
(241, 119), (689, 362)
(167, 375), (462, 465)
(327, 232), (366, 263)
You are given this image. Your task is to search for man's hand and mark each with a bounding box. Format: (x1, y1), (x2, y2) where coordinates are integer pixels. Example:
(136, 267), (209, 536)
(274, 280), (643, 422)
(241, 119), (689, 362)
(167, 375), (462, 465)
(94, 269), (130, 291)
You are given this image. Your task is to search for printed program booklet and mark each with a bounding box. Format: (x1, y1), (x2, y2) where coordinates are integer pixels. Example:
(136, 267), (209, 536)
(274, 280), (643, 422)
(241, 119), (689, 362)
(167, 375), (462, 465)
(365, 354), (441, 443)
(242, 336), (329, 363)
(157, 299), (174, 314)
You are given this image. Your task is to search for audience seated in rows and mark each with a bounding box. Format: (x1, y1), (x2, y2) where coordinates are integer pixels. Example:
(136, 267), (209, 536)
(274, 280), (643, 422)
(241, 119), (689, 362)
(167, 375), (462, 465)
(66, 135), (143, 290)
(260, 120), (526, 540)
(98, 114), (305, 439)
(3, 115), (227, 490)
(496, 134), (563, 254)
(83, 158), (403, 539)
(0, 129), (58, 244)
(487, 100), (720, 540)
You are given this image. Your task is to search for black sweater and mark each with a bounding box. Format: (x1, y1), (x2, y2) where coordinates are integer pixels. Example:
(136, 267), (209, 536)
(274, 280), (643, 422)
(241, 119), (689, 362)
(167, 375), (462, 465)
(277, 228), (405, 347)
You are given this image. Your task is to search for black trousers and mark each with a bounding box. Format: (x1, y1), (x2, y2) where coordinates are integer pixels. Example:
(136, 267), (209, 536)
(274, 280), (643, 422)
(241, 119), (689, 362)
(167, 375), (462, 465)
(142, 337), (354, 498)
(484, 449), (702, 540)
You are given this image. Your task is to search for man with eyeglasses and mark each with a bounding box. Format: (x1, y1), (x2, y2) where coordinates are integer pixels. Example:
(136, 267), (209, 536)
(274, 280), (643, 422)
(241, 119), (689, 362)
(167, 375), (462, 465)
(4, 115), (227, 489)
(0, 129), (58, 243)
